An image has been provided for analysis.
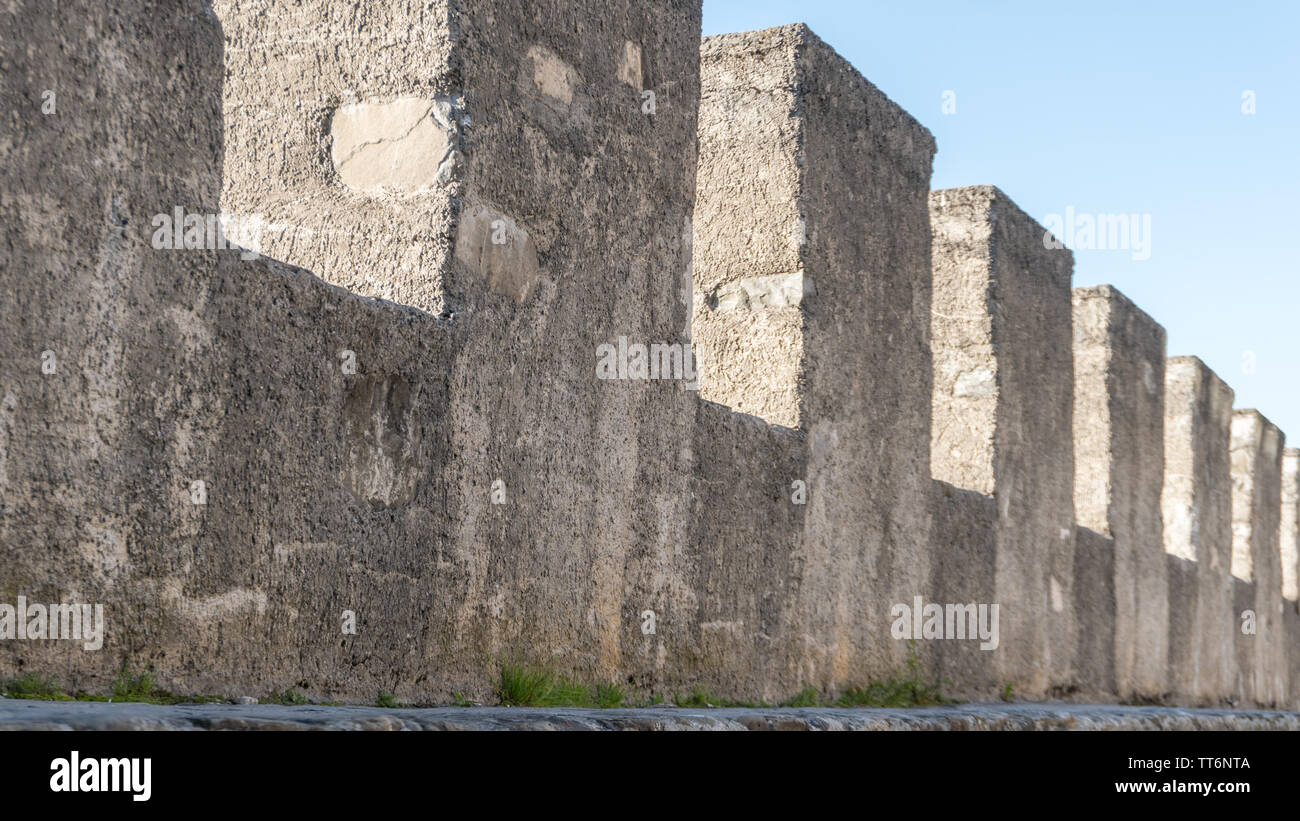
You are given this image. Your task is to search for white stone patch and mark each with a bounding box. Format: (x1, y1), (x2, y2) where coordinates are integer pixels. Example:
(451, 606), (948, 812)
(953, 367), (996, 397)
(700, 620), (744, 633)
(273, 542), (340, 564)
(710, 272), (813, 311)
(1231, 521), (1254, 581)
(527, 45), (579, 104)
(165, 305), (213, 355)
(1142, 359), (1157, 395)
(618, 40), (643, 89)
(454, 205), (541, 303)
(163, 579), (268, 621)
(330, 97), (456, 192)
(681, 216), (694, 338)
(0, 391), (15, 492)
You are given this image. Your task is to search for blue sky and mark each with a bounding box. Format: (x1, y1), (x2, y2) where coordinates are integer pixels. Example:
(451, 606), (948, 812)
(704, 0), (1299, 440)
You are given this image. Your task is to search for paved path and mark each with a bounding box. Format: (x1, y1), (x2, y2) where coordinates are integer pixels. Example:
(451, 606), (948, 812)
(2, 699), (1298, 730)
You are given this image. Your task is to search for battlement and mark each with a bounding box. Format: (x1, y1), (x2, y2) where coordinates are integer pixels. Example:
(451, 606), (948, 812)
(1, 1), (1296, 708)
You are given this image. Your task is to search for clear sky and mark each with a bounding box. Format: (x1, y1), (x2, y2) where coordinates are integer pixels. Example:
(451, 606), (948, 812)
(704, 0), (1299, 441)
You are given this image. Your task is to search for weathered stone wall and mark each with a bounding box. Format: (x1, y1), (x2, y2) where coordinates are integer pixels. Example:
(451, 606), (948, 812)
(1072, 286), (1167, 699)
(686, 402), (804, 699)
(1, 3), (1295, 709)
(1229, 411), (1287, 705)
(1283, 450), (1300, 705)
(929, 482), (998, 700)
(929, 186), (1077, 698)
(2, 0), (709, 703)
(1162, 357), (1236, 704)
(692, 25), (938, 694)
(1073, 527), (1117, 698)
(1282, 450), (1299, 605)
(692, 28), (805, 428)
(2, 0), (234, 692)
(213, 0), (458, 314)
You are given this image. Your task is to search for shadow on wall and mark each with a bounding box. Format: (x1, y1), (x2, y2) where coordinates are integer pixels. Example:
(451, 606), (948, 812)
(0, 0), (462, 696)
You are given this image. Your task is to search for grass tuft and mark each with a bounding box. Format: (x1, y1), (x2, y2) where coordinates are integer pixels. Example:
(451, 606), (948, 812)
(269, 688), (310, 706)
(673, 685), (762, 708)
(834, 646), (954, 708)
(497, 663), (556, 707)
(1, 672), (68, 701)
(779, 686), (822, 708)
(496, 662), (627, 708)
(111, 665), (171, 703)
(1, 664), (222, 705)
(594, 681), (625, 709)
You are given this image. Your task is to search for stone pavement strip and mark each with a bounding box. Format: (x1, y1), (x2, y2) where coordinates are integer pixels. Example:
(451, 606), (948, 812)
(1, 700), (1298, 730)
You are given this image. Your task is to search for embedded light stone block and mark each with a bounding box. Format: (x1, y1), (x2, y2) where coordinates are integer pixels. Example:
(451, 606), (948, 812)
(329, 98), (457, 193)
(526, 45), (579, 104)
(452, 205), (540, 303)
(1071, 285), (1167, 699)
(710, 273), (814, 311)
(929, 185), (1077, 696)
(617, 41), (643, 89)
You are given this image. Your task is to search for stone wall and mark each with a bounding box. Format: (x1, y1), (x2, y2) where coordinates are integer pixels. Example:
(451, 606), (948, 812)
(0, 3), (1295, 708)
(1229, 411), (1287, 705)
(929, 186), (1076, 698)
(2, 0), (709, 703)
(1283, 450), (1300, 706)
(692, 25), (938, 695)
(1072, 286), (1167, 699)
(1163, 357), (1236, 704)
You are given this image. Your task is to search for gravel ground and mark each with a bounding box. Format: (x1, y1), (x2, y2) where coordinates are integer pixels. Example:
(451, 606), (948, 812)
(1, 699), (1298, 730)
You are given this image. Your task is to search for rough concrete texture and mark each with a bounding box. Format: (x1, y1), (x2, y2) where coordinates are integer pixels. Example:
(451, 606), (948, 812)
(929, 186), (1077, 697)
(1, 1), (1296, 712)
(1165, 553), (1198, 703)
(692, 25), (938, 690)
(1288, 604), (1300, 708)
(1162, 357), (1236, 703)
(0, 0), (712, 703)
(0, 4), (938, 707)
(1233, 577), (1258, 706)
(1073, 527), (1117, 698)
(692, 27), (805, 427)
(1282, 449), (1299, 603)
(929, 482), (998, 700)
(685, 403), (806, 698)
(1072, 286), (1167, 699)
(1229, 410), (1287, 706)
(3, 699), (1298, 731)
(213, 0), (459, 313)
(1284, 450), (1300, 704)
